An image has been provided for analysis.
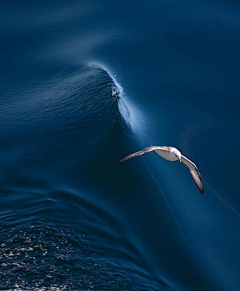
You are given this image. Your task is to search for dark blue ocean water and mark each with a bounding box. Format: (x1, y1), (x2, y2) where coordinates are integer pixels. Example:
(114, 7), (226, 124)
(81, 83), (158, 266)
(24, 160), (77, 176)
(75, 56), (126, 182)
(1, 1), (240, 290)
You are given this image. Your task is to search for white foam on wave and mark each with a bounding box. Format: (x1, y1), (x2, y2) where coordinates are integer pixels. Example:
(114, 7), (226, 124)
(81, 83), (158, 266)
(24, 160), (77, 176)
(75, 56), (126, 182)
(88, 61), (145, 134)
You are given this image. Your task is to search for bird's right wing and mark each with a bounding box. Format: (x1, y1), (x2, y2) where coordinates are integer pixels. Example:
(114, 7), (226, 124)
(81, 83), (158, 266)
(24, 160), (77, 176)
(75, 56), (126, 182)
(118, 146), (168, 163)
(181, 155), (204, 194)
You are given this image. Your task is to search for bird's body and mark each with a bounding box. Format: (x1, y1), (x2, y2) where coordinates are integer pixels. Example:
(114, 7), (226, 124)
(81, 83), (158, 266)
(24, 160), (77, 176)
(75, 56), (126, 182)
(156, 146), (182, 161)
(119, 146), (204, 194)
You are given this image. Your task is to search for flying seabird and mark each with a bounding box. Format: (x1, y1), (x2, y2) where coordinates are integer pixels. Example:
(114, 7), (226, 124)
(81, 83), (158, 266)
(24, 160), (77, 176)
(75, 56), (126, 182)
(119, 146), (204, 194)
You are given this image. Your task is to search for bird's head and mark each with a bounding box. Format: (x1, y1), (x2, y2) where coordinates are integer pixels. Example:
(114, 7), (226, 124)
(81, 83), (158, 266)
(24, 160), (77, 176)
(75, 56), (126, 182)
(171, 148), (182, 162)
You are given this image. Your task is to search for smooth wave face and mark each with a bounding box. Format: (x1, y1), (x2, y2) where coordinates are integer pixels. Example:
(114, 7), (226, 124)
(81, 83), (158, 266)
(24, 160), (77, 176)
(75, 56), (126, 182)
(1, 1), (240, 291)
(0, 66), (163, 290)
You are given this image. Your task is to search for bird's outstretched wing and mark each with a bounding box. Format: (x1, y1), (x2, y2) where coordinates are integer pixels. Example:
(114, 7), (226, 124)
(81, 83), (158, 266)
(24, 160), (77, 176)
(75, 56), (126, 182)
(118, 146), (168, 163)
(181, 155), (204, 194)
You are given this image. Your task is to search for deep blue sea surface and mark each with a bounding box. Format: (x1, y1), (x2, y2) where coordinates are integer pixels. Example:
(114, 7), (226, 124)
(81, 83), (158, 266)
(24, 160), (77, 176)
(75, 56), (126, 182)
(1, 1), (240, 290)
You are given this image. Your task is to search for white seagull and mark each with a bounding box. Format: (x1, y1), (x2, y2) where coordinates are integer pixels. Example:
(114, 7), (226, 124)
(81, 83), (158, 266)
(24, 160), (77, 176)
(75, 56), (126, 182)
(119, 146), (204, 194)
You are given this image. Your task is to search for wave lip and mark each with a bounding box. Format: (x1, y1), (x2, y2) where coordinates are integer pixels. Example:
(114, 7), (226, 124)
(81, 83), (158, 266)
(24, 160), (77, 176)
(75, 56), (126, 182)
(88, 62), (145, 134)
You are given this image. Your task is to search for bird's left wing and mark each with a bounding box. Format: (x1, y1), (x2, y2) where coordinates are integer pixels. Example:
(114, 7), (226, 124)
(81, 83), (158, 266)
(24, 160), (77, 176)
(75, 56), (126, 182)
(119, 146), (167, 163)
(181, 155), (204, 194)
